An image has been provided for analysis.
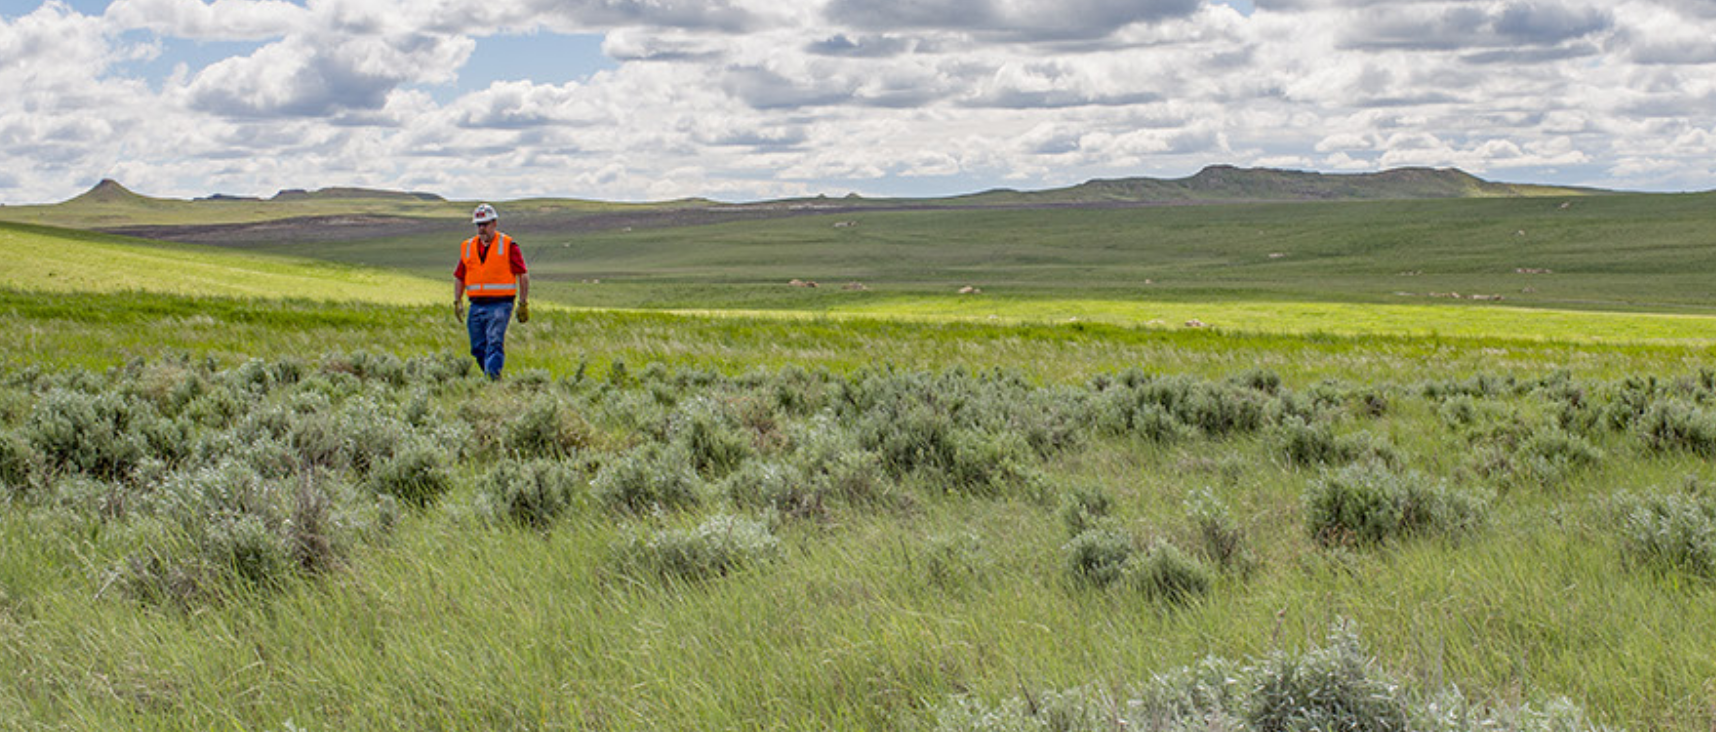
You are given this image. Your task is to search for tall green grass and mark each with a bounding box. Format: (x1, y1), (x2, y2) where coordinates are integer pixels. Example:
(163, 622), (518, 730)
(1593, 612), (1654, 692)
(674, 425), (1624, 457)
(9, 188), (1716, 730)
(5, 288), (1710, 383)
(4, 295), (1716, 730)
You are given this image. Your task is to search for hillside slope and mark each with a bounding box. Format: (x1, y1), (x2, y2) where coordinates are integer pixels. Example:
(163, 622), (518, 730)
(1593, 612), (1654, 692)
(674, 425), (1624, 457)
(944, 165), (1602, 205)
(0, 221), (444, 304)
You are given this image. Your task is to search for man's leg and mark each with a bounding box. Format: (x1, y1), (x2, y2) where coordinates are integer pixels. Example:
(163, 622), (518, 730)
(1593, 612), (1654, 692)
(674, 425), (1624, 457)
(467, 302), (490, 372)
(482, 301), (514, 378)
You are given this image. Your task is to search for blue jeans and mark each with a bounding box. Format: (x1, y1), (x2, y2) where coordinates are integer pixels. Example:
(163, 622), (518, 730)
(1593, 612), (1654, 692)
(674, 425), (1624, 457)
(466, 300), (514, 379)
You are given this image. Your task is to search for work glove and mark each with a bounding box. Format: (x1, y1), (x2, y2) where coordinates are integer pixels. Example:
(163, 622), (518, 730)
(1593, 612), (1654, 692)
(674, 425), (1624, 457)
(516, 301), (530, 323)
(453, 299), (464, 323)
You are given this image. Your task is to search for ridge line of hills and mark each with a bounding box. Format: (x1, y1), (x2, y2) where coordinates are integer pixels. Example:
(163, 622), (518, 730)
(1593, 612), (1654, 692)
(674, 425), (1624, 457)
(0, 165), (1623, 230)
(65, 164), (1604, 211)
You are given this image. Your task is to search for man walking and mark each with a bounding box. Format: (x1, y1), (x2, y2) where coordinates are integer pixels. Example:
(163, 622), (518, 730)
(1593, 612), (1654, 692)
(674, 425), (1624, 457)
(454, 203), (529, 379)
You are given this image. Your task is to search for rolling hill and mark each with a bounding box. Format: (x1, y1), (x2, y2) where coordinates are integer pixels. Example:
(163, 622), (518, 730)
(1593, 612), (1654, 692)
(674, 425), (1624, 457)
(0, 165), (1615, 231)
(0, 220), (444, 305)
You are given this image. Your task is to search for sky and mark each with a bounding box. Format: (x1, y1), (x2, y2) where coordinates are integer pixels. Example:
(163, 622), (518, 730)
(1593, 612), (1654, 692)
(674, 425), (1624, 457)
(3, 0), (1716, 205)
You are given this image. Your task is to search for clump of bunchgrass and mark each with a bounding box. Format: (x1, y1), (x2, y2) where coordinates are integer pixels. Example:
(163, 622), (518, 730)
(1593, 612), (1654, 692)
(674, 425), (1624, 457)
(1063, 529), (1212, 603)
(922, 531), (991, 590)
(286, 477), (346, 574)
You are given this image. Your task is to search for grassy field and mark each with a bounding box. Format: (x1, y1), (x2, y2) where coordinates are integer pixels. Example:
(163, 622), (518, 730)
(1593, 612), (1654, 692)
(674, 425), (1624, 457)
(0, 222), (444, 305)
(4, 290), (1716, 732)
(138, 191), (1716, 319)
(4, 191), (1716, 731)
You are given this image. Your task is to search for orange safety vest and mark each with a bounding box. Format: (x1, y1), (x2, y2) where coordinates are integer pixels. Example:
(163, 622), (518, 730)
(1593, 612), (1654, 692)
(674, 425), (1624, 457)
(460, 234), (518, 297)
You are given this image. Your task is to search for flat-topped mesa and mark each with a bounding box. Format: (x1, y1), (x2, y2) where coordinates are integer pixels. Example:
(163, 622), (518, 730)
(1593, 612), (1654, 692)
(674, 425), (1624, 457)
(270, 187), (446, 202)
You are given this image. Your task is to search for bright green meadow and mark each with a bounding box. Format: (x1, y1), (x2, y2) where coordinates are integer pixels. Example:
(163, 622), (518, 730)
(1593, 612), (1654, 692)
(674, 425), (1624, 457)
(2, 190), (1715, 731)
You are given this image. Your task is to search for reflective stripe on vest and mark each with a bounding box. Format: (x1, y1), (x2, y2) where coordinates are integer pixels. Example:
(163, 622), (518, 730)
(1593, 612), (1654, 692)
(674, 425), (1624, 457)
(461, 234), (517, 297)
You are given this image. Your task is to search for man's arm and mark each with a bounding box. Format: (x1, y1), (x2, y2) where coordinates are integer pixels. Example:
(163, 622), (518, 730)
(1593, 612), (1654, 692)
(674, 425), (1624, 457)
(453, 277), (465, 321)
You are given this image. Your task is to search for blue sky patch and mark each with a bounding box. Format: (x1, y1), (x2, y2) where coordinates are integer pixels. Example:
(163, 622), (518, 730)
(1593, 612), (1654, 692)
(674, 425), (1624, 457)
(108, 31), (268, 90)
(427, 31), (615, 104)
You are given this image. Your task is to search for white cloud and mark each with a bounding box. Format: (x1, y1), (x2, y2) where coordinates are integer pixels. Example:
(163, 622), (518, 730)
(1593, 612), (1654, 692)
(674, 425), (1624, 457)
(104, 0), (305, 40)
(3, 0), (1716, 204)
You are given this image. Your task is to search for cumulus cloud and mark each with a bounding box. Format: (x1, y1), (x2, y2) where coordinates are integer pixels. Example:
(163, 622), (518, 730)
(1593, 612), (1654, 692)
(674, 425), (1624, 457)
(182, 31), (472, 117)
(3, 0), (1716, 204)
(103, 0), (305, 40)
(823, 0), (1201, 41)
(805, 33), (916, 58)
(449, 80), (602, 129)
(1341, 1), (1612, 52)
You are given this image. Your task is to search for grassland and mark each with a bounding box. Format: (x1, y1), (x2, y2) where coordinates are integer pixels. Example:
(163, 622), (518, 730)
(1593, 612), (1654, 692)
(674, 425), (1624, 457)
(3, 187), (1716, 731)
(0, 222), (444, 305)
(120, 190), (1716, 321)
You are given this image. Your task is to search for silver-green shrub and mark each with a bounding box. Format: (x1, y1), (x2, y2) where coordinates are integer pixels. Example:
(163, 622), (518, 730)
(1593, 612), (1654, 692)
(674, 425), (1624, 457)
(0, 430), (40, 500)
(931, 624), (1612, 732)
(1637, 399), (1716, 456)
(669, 397), (752, 477)
(1125, 540), (1212, 604)
(24, 388), (148, 480)
(507, 397), (595, 459)
(720, 460), (817, 517)
(612, 513), (780, 580)
(476, 458), (584, 528)
(1616, 489), (1716, 581)
(1304, 463), (1487, 548)
(1058, 483), (1114, 537)
(1184, 488), (1251, 573)
(366, 438), (453, 507)
(1247, 625), (1408, 732)
(1063, 528), (1133, 588)
(591, 444), (703, 513)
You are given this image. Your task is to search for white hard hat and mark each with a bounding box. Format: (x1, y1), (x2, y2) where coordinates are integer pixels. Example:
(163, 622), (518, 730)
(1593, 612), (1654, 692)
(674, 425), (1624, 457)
(472, 203), (498, 224)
